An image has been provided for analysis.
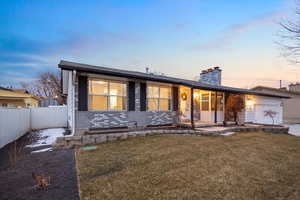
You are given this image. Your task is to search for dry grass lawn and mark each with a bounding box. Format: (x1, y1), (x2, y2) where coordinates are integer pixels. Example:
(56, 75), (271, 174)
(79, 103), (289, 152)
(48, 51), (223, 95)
(77, 132), (300, 200)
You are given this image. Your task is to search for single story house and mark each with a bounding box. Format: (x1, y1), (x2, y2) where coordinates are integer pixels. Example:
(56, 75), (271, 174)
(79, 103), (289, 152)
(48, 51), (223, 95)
(0, 87), (39, 108)
(252, 84), (300, 124)
(59, 60), (289, 135)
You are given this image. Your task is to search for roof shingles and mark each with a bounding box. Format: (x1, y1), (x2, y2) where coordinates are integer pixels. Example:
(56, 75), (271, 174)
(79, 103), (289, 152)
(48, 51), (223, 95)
(59, 60), (289, 99)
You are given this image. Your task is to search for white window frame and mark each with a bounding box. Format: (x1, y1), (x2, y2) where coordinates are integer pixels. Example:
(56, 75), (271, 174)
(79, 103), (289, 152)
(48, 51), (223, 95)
(200, 92), (210, 111)
(88, 78), (127, 111)
(147, 84), (172, 111)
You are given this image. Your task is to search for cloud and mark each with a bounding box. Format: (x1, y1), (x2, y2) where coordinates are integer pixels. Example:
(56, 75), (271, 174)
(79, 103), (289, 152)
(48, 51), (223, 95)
(0, 33), (93, 86)
(0, 30), (143, 86)
(0, 67), (39, 87)
(192, 10), (287, 51)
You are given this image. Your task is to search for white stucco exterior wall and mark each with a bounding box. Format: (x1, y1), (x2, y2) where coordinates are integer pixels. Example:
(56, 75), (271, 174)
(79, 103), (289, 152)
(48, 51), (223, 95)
(245, 95), (283, 125)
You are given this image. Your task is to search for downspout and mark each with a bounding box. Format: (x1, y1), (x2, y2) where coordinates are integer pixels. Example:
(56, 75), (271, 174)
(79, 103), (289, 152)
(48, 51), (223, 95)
(72, 70), (76, 135)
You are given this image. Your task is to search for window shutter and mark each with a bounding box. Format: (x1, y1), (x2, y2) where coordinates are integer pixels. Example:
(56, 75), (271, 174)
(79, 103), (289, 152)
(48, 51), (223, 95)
(140, 82), (147, 111)
(78, 76), (88, 111)
(172, 86), (179, 111)
(128, 81), (135, 111)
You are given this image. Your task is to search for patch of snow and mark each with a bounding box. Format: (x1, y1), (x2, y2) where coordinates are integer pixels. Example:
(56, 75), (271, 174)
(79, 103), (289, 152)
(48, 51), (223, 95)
(26, 128), (65, 148)
(220, 132), (235, 136)
(286, 124), (300, 136)
(31, 147), (53, 153)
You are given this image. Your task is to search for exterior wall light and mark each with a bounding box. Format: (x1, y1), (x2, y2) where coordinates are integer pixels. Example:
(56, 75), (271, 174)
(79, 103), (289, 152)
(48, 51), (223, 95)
(181, 93), (187, 101)
(193, 92), (200, 99)
(246, 99), (254, 106)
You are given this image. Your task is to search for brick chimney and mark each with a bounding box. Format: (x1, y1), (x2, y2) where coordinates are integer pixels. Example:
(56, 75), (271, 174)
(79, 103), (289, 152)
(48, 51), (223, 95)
(199, 66), (222, 86)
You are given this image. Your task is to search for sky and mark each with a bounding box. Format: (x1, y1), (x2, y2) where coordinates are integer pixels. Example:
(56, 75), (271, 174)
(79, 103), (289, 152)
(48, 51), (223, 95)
(0, 0), (299, 89)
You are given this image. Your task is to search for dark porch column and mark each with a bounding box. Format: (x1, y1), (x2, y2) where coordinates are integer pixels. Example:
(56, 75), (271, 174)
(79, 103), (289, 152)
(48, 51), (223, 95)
(190, 88), (194, 129)
(224, 92), (229, 123)
(214, 91), (218, 123)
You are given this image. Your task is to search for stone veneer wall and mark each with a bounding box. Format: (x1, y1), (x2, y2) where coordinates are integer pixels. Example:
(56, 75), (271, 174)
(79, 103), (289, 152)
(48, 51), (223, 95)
(76, 111), (177, 132)
(147, 111), (176, 126)
(89, 112), (129, 128)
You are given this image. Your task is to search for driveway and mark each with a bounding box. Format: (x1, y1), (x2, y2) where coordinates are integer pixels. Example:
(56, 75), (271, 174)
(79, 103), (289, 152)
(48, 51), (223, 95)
(286, 124), (300, 136)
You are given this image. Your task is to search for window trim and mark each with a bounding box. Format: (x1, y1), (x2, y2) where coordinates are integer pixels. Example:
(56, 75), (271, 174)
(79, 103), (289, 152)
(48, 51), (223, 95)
(147, 84), (172, 111)
(216, 92), (224, 111)
(201, 92), (210, 111)
(88, 78), (128, 111)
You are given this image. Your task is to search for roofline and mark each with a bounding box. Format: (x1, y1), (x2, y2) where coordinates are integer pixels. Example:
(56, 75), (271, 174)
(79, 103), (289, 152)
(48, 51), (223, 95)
(0, 96), (27, 100)
(252, 86), (300, 96)
(59, 60), (192, 87)
(0, 86), (12, 91)
(59, 60), (290, 99)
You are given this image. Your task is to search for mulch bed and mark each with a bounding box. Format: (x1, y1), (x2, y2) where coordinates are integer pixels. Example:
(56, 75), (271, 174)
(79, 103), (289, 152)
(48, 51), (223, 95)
(0, 132), (79, 200)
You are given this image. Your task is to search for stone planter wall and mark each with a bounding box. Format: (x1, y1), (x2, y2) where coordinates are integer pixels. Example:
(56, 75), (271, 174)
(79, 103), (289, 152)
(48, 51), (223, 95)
(54, 126), (289, 148)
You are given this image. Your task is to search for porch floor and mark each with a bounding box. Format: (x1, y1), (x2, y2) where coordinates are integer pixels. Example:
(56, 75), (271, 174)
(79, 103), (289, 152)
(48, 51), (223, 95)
(179, 121), (236, 128)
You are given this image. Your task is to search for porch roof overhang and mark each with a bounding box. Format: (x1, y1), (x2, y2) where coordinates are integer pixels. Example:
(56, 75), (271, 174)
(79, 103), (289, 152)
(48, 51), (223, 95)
(59, 60), (290, 99)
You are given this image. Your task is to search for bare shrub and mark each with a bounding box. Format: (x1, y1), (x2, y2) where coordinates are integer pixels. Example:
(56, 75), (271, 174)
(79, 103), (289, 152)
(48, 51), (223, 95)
(32, 172), (51, 190)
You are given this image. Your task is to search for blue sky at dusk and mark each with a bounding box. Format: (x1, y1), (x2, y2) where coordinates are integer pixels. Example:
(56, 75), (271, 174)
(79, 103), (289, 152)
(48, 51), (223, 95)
(0, 0), (299, 88)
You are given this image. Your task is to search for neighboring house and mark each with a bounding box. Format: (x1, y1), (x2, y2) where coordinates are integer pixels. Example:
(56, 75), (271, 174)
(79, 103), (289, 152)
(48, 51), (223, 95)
(0, 87), (40, 108)
(39, 96), (60, 107)
(59, 60), (289, 135)
(252, 84), (300, 124)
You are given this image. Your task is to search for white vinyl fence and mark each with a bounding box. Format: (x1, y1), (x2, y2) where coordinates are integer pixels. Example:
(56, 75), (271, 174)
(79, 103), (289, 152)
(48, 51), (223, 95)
(0, 106), (67, 149)
(0, 108), (30, 149)
(30, 106), (67, 130)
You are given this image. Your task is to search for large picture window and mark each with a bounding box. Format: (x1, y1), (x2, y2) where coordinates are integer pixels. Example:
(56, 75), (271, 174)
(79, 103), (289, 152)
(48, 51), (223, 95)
(147, 85), (171, 111)
(88, 79), (127, 111)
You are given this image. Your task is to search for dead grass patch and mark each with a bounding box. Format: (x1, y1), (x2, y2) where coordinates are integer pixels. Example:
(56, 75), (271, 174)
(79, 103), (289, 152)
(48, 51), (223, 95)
(77, 132), (300, 200)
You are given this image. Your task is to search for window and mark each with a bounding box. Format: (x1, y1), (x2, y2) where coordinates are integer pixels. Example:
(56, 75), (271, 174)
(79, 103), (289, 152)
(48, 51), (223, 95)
(211, 92), (216, 111)
(211, 92), (224, 111)
(217, 93), (224, 111)
(88, 79), (127, 111)
(147, 85), (171, 111)
(201, 93), (209, 111)
(245, 96), (254, 111)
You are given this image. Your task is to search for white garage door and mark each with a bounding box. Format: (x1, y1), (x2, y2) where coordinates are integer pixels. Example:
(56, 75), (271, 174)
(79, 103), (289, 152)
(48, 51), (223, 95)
(253, 96), (283, 125)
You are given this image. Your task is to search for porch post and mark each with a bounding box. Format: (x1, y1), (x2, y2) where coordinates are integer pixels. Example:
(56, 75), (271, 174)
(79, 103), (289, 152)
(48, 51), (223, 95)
(224, 92), (229, 124)
(190, 88), (194, 129)
(214, 91), (217, 123)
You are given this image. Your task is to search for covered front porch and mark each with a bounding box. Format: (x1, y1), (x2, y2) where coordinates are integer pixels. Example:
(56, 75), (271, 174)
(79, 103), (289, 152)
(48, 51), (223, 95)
(178, 86), (235, 128)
